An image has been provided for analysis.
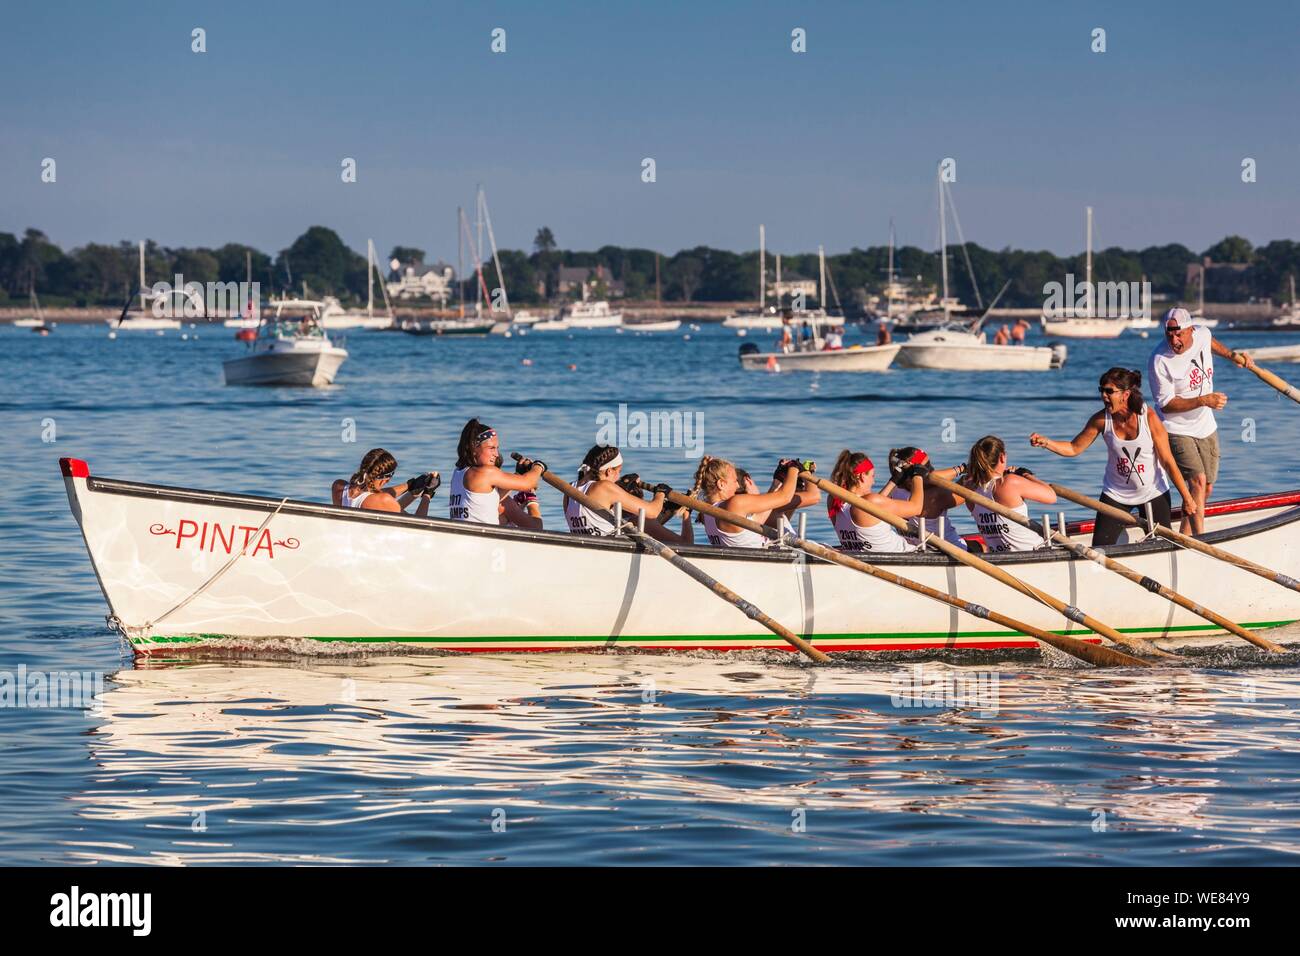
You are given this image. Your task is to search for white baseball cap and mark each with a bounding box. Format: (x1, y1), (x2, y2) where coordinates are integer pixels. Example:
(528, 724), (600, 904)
(1163, 307), (1194, 330)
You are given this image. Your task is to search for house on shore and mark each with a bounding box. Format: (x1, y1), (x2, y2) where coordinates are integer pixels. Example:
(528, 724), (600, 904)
(387, 258), (455, 304)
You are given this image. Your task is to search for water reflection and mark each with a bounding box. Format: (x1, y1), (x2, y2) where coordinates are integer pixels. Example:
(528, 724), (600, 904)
(66, 652), (1300, 864)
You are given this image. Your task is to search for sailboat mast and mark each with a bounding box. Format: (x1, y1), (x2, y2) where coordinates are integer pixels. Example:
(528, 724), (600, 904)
(818, 245), (826, 309)
(476, 186), (484, 316)
(458, 207), (465, 319)
(938, 171), (949, 317)
(776, 254), (782, 305)
(888, 219), (896, 317)
(1085, 206), (1093, 318)
(759, 224), (766, 310)
(367, 239), (375, 319)
(480, 188), (511, 319)
(655, 253), (661, 304)
(1199, 263), (1206, 313)
(138, 240), (147, 312)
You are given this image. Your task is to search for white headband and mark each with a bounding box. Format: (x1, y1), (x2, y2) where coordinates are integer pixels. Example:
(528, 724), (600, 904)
(600, 452), (624, 473)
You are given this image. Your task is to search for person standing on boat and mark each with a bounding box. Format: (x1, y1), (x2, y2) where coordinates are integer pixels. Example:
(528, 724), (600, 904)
(1029, 367), (1196, 546)
(1147, 307), (1254, 534)
(692, 456), (802, 548)
(823, 326), (844, 350)
(565, 445), (670, 536)
(880, 447), (970, 551)
(877, 320), (892, 345)
(331, 448), (438, 516)
(449, 419), (543, 528)
(825, 450), (925, 552)
(961, 435), (1056, 552)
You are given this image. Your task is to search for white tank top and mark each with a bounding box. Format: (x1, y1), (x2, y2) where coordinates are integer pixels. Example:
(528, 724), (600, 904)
(888, 487), (968, 550)
(702, 511), (768, 548)
(340, 487), (371, 509)
(1102, 409), (1170, 506)
(967, 480), (1043, 552)
(831, 505), (912, 553)
(449, 468), (500, 524)
(565, 481), (617, 536)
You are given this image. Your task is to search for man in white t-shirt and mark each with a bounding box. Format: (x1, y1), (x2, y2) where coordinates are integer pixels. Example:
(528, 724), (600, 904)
(1147, 307), (1255, 534)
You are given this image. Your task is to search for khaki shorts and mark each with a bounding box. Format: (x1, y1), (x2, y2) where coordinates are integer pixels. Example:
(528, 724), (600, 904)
(1167, 431), (1220, 485)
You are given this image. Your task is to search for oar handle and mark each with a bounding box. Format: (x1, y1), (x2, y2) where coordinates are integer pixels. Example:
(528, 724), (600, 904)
(1232, 351), (1300, 405)
(1048, 482), (1141, 527)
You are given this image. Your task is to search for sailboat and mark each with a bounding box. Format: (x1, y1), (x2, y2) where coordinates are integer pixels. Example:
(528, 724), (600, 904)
(110, 241), (183, 331)
(401, 190), (499, 336)
(896, 170), (1064, 371)
(1039, 208), (1127, 338)
(14, 285), (52, 330)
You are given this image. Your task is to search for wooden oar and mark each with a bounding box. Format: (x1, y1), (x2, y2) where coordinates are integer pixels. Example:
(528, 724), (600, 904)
(927, 473), (1284, 654)
(511, 454), (829, 663)
(1231, 350), (1300, 404)
(636, 480), (1149, 668)
(1047, 480), (1300, 597)
(803, 471), (1169, 659)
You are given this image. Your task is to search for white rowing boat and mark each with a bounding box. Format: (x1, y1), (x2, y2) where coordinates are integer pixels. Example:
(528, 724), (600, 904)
(894, 329), (1066, 371)
(738, 342), (901, 372)
(60, 457), (1300, 658)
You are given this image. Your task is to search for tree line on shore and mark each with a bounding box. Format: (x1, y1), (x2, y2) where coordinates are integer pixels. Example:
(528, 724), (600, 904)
(2, 224), (1297, 310)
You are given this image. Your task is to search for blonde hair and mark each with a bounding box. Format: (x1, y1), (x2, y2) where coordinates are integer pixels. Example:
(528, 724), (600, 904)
(966, 435), (1006, 489)
(691, 455), (734, 502)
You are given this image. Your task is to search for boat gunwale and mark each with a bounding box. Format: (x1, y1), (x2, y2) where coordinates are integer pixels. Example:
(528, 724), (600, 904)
(77, 471), (1300, 569)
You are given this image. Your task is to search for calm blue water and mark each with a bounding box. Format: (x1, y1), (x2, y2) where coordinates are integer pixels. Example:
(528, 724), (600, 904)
(3, 320), (1300, 865)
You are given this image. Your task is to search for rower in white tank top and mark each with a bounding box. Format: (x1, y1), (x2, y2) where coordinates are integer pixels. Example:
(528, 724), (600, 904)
(830, 503), (913, 552)
(1101, 409), (1170, 506)
(967, 479), (1043, 552)
(888, 486), (968, 550)
(449, 467), (500, 524)
(565, 481), (617, 536)
(340, 488), (371, 509)
(701, 511), (768, 549)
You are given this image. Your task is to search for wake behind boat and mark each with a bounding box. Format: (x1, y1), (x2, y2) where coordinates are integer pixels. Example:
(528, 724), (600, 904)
(59, 457), (1300, 657)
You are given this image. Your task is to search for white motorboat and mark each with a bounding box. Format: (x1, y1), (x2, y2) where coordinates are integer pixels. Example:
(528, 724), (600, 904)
(564, 300), (622, 328)
(532, 319), (571, 332)
(1240, 343), (1300, 363)
(622, 318), (682, 332)
(895, 328), (1066, 371)
(739, 341), (900, 372)
(57, 457), (1300, 657)
(222, 300), (347, 387)
(111, 315), (183, 331)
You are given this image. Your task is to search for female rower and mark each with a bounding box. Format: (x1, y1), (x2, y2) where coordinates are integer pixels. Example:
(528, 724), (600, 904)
(691, 456), (803, 548)
(962, 435), (1056, 552)
(881, 446), (969, 550)
(564, 445), (670, 536)
(449, 418), (544, 528)
(825, 449), (925, 552)
(1029, 366), (1195, 546)
(331, 448), (439, 516)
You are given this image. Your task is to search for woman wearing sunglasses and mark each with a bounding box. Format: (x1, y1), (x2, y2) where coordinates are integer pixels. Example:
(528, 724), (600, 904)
(1029, 367), (1195, 546)
(449, 418), (544, 528)
(331, 448), (439, 516)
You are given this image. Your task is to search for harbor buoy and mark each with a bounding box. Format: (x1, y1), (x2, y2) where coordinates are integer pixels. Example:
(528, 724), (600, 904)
(107, 331), (117, 339)
(236, 329), (256, 342)
(568, 363), (577, 371)
(522, 358), (532, 366)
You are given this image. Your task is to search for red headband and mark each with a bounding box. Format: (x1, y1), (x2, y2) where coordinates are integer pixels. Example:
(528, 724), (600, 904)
(854, 457), (874, 475)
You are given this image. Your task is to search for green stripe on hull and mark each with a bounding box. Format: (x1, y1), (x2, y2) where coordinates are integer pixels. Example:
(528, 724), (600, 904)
(133, 619), (1298, 647)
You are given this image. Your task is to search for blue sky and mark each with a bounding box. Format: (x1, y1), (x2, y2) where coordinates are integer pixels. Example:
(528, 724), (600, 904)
(2, 0), (1297, 261)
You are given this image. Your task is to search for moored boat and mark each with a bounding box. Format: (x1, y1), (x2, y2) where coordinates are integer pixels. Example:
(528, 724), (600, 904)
(738, 341), (901, 371)
(59, 457), (1300, 657)
(563, 300), (623, 328)
(894, 328), (1066, 371)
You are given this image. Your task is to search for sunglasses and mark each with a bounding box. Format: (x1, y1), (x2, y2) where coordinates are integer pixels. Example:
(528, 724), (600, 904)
(1098, 386), (1127, 396)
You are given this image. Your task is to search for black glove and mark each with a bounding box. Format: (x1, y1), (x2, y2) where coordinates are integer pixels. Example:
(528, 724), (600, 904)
(617, 473), (642, 494)
(425, 472), (441, 495)
(514, 457), (532, 475)
(889, 447), (932, 485)
(1008, 465), (1034, 478)
(653, 483), (672, 497)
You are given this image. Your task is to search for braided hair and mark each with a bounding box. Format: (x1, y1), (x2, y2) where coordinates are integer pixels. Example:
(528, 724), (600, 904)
(576, 444), (621, 483)
(350, 448), (398, 490)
